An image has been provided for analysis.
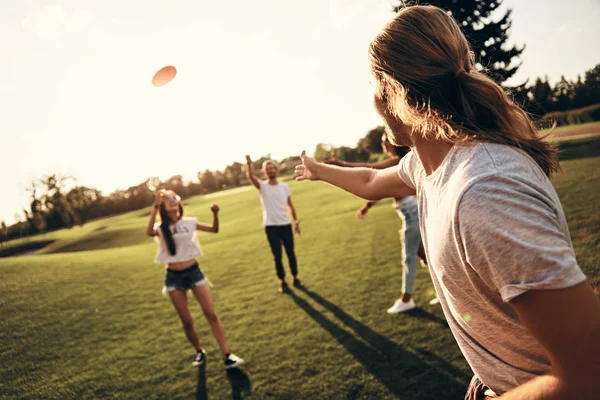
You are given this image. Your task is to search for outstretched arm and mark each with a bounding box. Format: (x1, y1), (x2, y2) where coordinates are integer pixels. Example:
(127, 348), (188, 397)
(295, 151), (414, 200)
(196, 204), (220, 233)
(245, 155), (260, 190)
(326, 156), (400, 170)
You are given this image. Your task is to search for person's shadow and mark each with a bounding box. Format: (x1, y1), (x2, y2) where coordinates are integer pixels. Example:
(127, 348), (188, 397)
(196, 363), (208, 400)
(196, 365), (251, 400)
(227, 368), (252, 400)
(290, 287), (470, 398)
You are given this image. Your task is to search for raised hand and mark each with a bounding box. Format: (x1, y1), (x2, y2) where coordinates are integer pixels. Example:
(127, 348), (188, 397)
(154, 191), (165, 208)
(356, 206), (368, 220)
(211, 204), (220, 214)
(324, 154), (342, 166)
(295, 151), (320, 181)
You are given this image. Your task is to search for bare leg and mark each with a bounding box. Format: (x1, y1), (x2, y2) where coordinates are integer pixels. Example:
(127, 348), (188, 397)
(191, 283), (230, 357)
(168, 289), (202, 351)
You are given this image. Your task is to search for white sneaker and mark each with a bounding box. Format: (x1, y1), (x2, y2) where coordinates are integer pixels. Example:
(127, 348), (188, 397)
(224, 353), (245, 369)
(429, 297), (440, 305)
(387, 299), (416, 314)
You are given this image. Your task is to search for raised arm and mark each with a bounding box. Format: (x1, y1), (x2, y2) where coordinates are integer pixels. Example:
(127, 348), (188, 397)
(245, 155), (260, 190)
(146, 192), (163, 236)
(295, 151), (414, 200)
(196, 204), (220, 233)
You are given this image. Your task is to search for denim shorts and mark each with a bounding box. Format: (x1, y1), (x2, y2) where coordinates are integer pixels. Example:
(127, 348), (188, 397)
(164, 263), (207, 292)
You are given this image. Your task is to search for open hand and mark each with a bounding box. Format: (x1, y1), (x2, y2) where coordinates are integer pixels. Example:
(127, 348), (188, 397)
(294, 223), (301, 235)
(295, 151), (320, 181)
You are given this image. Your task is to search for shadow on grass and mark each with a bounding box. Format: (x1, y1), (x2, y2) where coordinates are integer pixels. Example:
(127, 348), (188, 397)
(227, 368), (252, 400)
(405, 307), (449, 328)
(195, 365), (251, 400)
(196, 363), (208, 400)
(0, 240), (54, 257)
(290, 287), (469, 398)
(556, 136), (600, 161)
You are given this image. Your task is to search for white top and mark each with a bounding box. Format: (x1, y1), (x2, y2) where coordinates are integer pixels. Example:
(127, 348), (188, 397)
(397, 142), (584, 394)
(258, 180), (291, 226)
(154, 217), (203, 263)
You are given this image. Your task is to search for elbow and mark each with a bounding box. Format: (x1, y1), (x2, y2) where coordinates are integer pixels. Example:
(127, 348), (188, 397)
(213, 227), (219, 234)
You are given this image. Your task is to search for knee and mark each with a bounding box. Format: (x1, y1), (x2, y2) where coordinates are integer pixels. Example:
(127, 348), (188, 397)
(181, 319), (195, 331)
(203, 311), (219, 324)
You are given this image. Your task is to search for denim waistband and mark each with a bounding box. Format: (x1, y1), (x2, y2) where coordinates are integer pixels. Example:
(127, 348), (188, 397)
(166, 262), (199, 273)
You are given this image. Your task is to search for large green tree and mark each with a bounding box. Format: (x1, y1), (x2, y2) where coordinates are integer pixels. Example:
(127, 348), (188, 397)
(394, 0), (524, 84)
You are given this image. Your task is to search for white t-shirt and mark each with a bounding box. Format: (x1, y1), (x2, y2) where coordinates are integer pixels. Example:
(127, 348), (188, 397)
(154, 217), (203, 263)
(397, 142), (585, 394)
(258, 180), (291, 226)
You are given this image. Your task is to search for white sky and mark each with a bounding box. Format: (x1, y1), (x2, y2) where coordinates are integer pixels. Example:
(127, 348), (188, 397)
(1, 0), (599, 224)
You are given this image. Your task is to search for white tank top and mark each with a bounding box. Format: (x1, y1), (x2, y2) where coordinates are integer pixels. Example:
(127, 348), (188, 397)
(154, 217), (203, 263)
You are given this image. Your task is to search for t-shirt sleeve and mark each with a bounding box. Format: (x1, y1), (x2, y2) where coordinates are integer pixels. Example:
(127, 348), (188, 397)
(284, 183), (291, 198)
(457, 174), (586, 302)
(397, 151), (417, 189)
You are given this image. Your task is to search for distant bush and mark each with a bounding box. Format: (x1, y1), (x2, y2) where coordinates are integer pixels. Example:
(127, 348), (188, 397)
(542, 104), (600, 127)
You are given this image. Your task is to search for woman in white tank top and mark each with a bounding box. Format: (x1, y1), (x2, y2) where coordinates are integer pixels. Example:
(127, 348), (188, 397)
(146, 190), (244, 369)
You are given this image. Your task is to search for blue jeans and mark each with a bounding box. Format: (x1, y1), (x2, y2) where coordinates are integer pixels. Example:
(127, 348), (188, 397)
(395, 197), (422, 295)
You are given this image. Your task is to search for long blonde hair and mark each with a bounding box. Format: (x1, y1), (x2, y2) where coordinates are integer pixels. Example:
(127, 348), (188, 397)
(369, 5), (559, 176)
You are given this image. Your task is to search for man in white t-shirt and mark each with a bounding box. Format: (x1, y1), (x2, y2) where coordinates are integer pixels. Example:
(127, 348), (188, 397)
(246, 155), (302, 294)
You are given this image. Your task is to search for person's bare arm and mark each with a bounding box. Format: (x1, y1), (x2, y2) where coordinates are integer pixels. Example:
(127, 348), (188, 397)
(497, 282), (600, 399)
(196, 204), (219, 233)
(287, 196), (300, 235)
(245, 155), (260, 190)
(326, 156), (400, 170)
(146, 192), (163, 236)
(295, 151), (414, 200)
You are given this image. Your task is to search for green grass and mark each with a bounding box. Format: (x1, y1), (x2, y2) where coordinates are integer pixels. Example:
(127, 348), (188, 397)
(1, 139), (599, 399)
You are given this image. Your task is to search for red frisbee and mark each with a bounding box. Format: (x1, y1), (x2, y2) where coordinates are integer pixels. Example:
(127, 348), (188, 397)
(152, 65), (177, 87)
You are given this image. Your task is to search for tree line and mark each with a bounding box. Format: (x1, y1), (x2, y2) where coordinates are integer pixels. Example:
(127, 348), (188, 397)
(2, 0), (599, 244)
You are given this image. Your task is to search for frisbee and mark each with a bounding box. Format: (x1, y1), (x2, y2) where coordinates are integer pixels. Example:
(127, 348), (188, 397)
(152, 65), (177, 87)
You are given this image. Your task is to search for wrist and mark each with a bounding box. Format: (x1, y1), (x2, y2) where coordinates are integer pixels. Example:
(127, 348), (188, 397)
(294, 220), (299, 224)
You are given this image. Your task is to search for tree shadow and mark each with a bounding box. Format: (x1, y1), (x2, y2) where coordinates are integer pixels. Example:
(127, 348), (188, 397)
(289, 288), (469, 398)
(227, 367), (252, 400)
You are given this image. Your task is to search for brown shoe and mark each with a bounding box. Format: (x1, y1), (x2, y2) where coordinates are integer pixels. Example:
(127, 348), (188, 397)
(279, 281), (291, 294)
(292, 278), (303, 289)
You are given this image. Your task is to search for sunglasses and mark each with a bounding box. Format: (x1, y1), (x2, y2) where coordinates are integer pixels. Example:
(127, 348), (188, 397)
(163, 195), (181, 203)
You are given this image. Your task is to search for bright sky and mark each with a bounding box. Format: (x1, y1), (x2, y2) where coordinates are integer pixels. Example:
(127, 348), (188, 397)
(1, 0), (599, 224)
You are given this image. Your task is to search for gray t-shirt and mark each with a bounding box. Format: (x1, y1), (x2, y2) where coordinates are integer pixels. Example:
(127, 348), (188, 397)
(398, 142), (586, 394)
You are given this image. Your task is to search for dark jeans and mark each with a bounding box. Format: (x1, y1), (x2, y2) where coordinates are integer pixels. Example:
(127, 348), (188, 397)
(265, 224), (298, 280)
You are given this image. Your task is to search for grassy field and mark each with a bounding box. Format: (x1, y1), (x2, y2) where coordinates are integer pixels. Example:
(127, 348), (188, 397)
(1, 138), (599, 399)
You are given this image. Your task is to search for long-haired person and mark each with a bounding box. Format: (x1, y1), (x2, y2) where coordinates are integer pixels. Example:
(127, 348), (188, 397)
(146, 190), (244, 369)
(295, 5), (599, 398)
